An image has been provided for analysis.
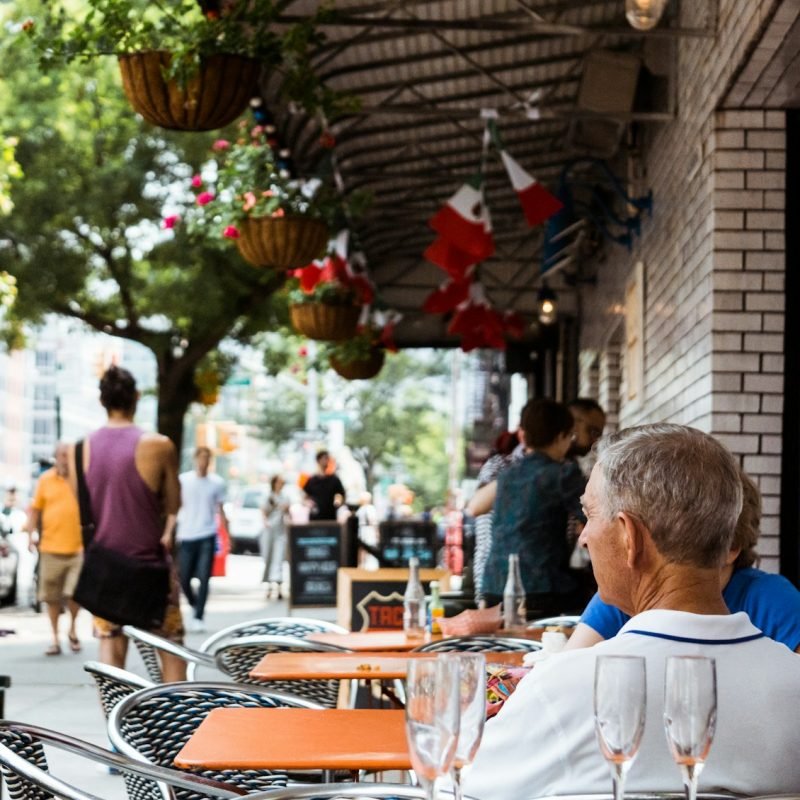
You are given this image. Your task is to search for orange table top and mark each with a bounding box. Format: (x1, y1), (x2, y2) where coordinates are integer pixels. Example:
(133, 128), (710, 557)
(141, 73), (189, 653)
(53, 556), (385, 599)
(306, 631), (435, 651)
(174, 708), (410, 772)
(250, 650), (525, 680)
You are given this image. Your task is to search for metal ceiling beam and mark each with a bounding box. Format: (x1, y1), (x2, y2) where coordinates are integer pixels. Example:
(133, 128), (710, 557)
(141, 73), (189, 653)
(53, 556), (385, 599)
(279, 14), (714, 39)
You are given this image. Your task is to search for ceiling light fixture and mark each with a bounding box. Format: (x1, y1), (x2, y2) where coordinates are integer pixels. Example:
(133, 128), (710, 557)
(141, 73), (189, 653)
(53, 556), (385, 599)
(537, 286), (558, 326)
(625, 0), (668, 30)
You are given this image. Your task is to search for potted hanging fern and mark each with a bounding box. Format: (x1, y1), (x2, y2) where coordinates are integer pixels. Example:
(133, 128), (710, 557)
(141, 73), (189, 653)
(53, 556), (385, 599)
(327, 324), (387, 380)
(20, 0), (339, 131)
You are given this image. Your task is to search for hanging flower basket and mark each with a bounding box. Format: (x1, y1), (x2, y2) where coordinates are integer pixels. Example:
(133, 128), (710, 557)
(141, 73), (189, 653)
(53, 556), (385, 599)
(290, 303), (361, 342)
(237, 216), (330, 270)
(330, 348), (385, 380)
(118, 52), (261, 132)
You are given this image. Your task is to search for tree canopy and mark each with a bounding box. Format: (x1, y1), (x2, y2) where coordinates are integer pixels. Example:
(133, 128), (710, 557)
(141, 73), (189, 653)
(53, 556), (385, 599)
(0, 11), (288, 451)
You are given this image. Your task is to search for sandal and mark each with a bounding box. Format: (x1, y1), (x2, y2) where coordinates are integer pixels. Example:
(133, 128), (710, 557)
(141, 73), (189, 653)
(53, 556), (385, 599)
(68, 634), (81, 653)
(45, 644), (61, 656)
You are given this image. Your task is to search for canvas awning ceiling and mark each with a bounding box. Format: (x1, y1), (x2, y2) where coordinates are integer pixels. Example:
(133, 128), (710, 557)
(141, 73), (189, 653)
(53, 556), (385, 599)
(264, 1), (711, 346)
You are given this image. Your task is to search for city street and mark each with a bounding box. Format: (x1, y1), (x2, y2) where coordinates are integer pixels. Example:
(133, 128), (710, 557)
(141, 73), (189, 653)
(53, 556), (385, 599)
(0, 554), (336, 798)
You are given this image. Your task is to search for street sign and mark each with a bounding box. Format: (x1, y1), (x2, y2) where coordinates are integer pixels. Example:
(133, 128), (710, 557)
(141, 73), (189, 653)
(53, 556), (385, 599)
(318, 410), (352, 423)
(226, 376), (251, 386)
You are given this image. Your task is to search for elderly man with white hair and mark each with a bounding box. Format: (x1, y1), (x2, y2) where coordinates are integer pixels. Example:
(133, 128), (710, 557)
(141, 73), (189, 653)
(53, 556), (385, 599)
(463, 423), (800, 800)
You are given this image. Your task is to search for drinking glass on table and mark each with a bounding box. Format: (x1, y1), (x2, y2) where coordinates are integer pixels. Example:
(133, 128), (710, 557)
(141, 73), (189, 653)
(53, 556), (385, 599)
(594, 655), (647, 800)
(405, 656), (460, 800)
(441, 653), (487, 800)
(664, 656), (717, 800)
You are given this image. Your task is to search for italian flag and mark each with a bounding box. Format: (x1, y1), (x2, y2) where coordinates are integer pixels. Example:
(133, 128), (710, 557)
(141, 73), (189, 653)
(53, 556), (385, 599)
(429, 178), (495, 261)
(501, 151), (563, 227)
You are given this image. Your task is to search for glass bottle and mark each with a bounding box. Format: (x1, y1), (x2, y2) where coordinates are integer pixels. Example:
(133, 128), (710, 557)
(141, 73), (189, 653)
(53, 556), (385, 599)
(403, 556), (426, 638)
(428, 580), (445, 635)
(503, 553), (526, 630)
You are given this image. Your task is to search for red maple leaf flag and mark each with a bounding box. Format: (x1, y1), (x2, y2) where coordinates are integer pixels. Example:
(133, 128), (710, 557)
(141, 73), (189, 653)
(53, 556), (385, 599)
(500, 151), (563, 227)
(429, 178), (495, 261)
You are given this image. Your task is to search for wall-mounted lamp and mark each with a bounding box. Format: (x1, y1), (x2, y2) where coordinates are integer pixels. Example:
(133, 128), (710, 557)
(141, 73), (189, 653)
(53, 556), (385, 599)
(625, 0), (667, 30)
(537, 285), (558, 325)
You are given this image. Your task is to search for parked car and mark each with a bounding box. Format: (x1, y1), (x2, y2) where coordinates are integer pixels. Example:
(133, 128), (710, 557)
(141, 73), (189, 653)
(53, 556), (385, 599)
(0, 536), (18, 607)
(225, 488), (267, 555)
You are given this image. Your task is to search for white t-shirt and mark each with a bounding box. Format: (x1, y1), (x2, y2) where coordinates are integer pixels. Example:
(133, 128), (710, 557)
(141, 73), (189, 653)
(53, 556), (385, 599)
(463, 609), (800, 800)
(177, 471), (226, 541)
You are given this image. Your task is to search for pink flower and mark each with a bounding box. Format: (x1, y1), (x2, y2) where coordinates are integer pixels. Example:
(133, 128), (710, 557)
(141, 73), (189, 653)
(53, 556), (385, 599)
(242, 191), (257, 212)
(298, 346), (308, 357)
(250, 125), (265, 138)
(161, 214), (179, 230)
(271, 208), (285, 218)
(262, 190), (274, 197)
(212, 139), (230, 151)
(191, 174), (203, 188)
(223, 225), (240, 239)
(196, 191), (214, 206)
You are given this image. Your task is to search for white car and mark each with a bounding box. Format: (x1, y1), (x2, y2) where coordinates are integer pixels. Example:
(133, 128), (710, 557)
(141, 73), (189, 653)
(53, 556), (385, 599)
(226, 488), (267, 555)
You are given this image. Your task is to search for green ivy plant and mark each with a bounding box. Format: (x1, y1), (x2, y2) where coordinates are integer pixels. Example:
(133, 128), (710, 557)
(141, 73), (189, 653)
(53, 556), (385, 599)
(326, 324), (383, 365)
(287, 277), (360, 308)
(19, 0), (351, 116)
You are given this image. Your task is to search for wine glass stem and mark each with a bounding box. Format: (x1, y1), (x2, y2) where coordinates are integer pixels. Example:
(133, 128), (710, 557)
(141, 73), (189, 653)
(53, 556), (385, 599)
(421, 776), (437, 800)
(682, 764), (699, 800)
(612, 765), (626, 800)
(452, 766), (463, 800)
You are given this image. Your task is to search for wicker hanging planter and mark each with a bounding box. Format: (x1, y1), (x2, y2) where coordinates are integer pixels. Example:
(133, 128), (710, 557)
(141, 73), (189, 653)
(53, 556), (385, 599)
(118, 52), (261, 132)
(237, 217), (330, 270)
(330, 348), (385, 380)
(290, 303), (361, 342)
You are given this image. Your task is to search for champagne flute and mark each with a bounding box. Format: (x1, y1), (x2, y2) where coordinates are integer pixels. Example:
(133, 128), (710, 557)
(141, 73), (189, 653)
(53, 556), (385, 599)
(664, 656), (717, 800)
(594, 655), (647, 800)
(405, 657), (460, 800)
(441, 653), (487, 800)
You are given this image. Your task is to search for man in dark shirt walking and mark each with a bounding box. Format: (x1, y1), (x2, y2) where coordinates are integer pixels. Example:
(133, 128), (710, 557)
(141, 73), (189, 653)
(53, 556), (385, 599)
(303, 451), (345, 521)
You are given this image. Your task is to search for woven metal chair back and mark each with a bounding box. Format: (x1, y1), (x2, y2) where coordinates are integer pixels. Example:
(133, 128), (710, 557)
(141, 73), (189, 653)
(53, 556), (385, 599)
(109, 681), (321, 800)
(412, 635), (542, 653)
(83, 661), (153, 719)
(122, 626), (216, 683)
(528, 615), (581, 628)
(246, 784), (433, 800)
(211, 635), (348, 707)
(0, 720), (246, 800)
(199, 617), (347, 653)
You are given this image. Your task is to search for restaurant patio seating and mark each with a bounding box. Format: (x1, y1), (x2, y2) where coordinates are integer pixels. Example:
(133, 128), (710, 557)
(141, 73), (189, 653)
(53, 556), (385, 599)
(122, 625), (217, 683)
(108, 682), (323, 800)
(0, 719), (247, 800)
(412, 635), (542, 654)
(199, 618), (348, 653)
(211, 635), (350, 707)
(83, 660), (153, 719)
(250, 784), (434, 800)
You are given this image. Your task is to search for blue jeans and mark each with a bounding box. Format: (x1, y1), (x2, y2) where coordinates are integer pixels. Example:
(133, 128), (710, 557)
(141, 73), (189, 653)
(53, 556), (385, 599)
(177, 535), (216, 621)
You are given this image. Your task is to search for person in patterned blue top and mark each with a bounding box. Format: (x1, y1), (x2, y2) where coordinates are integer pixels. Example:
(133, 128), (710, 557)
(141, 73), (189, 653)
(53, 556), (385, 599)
(566, 467), (800, 652)
(482, 398), (586, 616)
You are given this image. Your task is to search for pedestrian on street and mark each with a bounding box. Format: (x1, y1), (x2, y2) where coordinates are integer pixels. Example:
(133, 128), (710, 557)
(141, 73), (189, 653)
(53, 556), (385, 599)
(71, 365), (186, 680)
(303, 451), (345, 521)
(177, 446), (227, 633)
(261, 475), (289, 599)
(24, 443), (83, 656)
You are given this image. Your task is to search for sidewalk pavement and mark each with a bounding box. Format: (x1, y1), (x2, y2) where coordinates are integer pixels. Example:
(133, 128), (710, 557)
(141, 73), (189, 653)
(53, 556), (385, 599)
(0, 554), (337, 799)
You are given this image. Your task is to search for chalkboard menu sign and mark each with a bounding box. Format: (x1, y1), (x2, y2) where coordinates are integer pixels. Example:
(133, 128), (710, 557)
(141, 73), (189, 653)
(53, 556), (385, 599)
(378, 520), (437, 567)
(288, 523), (343, 608)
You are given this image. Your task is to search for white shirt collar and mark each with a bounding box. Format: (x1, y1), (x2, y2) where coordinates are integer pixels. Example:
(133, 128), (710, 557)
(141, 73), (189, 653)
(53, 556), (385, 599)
(619, 609), (763, 644)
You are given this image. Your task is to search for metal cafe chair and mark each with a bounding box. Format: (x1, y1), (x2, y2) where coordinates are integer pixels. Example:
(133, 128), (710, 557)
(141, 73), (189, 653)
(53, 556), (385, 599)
(0, 720), (247, 800)
(211, 635), (351, 708)
(528, 615), (581, 628)
(108, 681), (324, 800)
(412, 635), (542, 654)
(83, 660), (153, 720)
(122, 625), (218, 682)
(199, 618), (348, 653)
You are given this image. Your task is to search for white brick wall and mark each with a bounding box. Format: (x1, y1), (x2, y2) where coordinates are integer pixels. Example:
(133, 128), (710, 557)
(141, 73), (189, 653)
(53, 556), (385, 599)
(576, 0), (787, 571)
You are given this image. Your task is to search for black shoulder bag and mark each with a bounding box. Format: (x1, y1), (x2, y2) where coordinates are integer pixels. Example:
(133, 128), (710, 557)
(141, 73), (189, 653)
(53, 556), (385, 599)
(72, 439), (170, 629)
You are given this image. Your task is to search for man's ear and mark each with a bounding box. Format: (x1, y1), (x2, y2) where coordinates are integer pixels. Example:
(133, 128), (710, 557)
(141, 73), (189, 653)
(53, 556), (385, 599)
(619, 511), (644, 569)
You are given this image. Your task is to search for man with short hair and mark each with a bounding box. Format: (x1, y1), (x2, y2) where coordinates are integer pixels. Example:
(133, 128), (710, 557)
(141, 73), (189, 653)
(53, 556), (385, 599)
(303, 451), (345, 521)
(567, 397), (606, 458)
(177, 446), (227, 633)
(24, 443), (83, 655)
(463, 424), (800, 799)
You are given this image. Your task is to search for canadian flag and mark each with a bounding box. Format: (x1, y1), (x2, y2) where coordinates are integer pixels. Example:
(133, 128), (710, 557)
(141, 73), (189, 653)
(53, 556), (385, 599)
(501, 151), (563, 227)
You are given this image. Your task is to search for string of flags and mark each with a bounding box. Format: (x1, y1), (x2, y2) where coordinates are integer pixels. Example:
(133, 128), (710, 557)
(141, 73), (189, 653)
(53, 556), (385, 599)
(422, 116), (564, 351)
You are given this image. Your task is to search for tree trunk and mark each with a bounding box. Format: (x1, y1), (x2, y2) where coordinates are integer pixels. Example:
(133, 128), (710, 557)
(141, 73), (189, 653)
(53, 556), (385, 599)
(156, 353), (199, 456)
